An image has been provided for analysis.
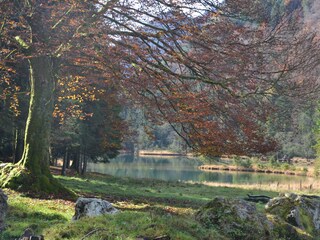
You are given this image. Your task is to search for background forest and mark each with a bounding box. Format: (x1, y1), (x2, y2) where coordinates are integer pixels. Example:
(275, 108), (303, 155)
(2, 0), (320, 239)
(0, 0), (320, 178)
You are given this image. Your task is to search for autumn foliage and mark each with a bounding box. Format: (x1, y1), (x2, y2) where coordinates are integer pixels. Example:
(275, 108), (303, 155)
(108, 1), (320, 156)
(0, 0), (319, 175)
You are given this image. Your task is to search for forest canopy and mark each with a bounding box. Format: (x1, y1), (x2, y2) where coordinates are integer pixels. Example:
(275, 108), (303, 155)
(0, 0), (319, 194)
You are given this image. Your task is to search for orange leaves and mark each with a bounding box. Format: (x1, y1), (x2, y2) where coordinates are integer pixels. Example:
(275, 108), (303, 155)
(0, 62), (23, 116)
(53, 103), (92, 123)
(53, 104), (66, 122)
(9, 94), (20, 116)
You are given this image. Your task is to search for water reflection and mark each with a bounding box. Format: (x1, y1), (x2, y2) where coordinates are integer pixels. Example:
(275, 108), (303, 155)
(87, 155), (308, 184)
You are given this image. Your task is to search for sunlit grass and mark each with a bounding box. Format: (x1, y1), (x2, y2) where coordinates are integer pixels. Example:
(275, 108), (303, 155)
(44, 211), (224, 240)
(57, 173), (278, 208)
(0, 173), (279, 239)
(1, 189), (74, 239)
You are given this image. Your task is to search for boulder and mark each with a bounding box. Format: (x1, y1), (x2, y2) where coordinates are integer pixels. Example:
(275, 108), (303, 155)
(195, 197), (272, 240)
(0, 163), (8, 168)
(72, 197), (119, 220)
(19, 228), (44, 240)
(265, 193), (320, 236)
(0, 189), (8, 231)
(267, 215), (312, 240)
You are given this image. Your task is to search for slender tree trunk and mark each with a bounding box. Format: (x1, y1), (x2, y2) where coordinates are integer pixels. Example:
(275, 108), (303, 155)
(70, 150), (79, 170)
(13, 127), (23, 164)
(81, 155), (87, 175)
(66, 150), (71, 169)
(12, 126), (16, 163)
(61, 148), (68, 176)
(78, 153), (83, 174)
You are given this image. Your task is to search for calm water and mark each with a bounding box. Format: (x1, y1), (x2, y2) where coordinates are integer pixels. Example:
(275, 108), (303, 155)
(87, 155), (308, 185)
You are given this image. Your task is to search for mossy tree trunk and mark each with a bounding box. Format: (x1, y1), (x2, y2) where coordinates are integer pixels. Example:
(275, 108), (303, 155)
(24, 57), (52, 162)
(18, 56), (54, 183)
(1, 56), (73, 196)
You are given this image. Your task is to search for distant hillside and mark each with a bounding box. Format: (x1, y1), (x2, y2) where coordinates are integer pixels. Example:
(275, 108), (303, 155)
(258, 0), (315, 25)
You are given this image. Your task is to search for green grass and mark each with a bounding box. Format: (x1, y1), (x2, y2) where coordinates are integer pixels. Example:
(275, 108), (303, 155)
(1, 190), (74, 239)
(44, 212), (224, 240)
(0, 173), (278, 240)
(57, 173), (278, 208)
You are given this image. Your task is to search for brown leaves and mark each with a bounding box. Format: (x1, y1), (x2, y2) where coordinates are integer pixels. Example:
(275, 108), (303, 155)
(0, 0), (318, 157)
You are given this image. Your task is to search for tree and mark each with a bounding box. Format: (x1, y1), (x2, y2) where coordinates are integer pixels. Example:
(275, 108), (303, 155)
(51, 86), (126, 175)
(0, 56), (29, 163)
(114, 0), (320, 156)
(0, 0), (112, 195)
(0, 0), (319, 195)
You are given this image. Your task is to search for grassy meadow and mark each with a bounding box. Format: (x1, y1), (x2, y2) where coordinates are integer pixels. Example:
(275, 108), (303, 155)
(0, 173), (281, 240)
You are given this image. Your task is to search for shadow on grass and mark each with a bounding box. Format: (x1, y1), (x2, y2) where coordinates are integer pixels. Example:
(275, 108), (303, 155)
(56, 175), (209, 208)
(1, 204), (69, 240)
(56, 174), (278, 210)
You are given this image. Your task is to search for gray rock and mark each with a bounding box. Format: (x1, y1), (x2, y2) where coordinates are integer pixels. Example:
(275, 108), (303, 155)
(195, 197), (272, 240)
(0, 189), (8, 230)
(0, 163), (8, 168)
(266, 193), (320, 236)
(30, 236), (44, 240)
(18, 228), (44, 240)
(72, 197), (119, 220)
(21, 228), (33, 238)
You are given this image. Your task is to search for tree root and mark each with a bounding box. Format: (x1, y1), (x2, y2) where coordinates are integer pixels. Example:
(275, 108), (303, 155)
(0, 163), (76, 200)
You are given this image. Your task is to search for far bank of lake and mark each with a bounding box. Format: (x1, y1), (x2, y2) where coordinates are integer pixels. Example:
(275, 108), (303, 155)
(87, 155), (319, 191)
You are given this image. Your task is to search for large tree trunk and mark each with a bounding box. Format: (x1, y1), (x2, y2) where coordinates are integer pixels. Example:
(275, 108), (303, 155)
(0, 56), (73, 197)
(19, 56), (53, 175)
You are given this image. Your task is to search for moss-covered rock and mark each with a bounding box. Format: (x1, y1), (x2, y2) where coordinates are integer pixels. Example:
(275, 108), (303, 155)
(0, 189), (8, 230)
(267, 215), (313, 240)
(195, 197), (273, 240)
(265, 193), (320, 237)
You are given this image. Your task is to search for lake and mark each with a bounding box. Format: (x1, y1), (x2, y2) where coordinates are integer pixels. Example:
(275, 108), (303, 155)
(87, 155), (311, 187)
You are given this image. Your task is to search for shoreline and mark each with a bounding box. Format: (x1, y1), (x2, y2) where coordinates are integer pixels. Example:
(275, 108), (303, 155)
(198, 164), (312, 177)
(119, 150), (193, 157)
(138, 150), (192, 157)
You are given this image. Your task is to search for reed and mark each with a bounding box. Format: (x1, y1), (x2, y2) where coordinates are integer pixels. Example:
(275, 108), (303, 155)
(197, 178), (320, 193)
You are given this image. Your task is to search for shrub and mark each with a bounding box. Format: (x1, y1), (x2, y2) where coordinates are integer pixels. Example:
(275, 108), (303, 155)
(233, 157), (252, 169)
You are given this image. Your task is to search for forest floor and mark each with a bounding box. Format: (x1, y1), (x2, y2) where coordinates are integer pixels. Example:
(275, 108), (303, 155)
(0, 172), (284, 240)
(2, 170), (320, 239)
